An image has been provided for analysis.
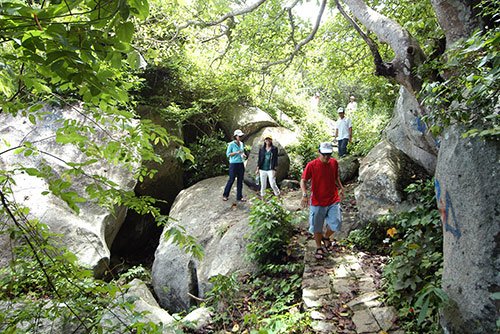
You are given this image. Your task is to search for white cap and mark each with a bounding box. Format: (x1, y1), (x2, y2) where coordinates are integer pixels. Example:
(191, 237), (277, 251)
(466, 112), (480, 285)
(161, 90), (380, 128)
(233, 129), (245, 137)
(337, 107), (345, 113)
(319, 142), (333, 154)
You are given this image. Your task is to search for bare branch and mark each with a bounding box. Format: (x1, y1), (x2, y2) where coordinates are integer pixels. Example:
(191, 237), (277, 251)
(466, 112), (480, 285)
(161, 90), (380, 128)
(261, 0), (327, 70)
(175, 0), (268, 30)
(284, 0), (301, 45)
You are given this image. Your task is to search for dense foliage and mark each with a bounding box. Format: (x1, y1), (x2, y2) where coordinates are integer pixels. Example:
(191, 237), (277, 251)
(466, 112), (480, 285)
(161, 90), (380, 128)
(246, 195), (295, 267)
(348, 179), (445, 333)
(184, 130), (229, 186)
(421, 20), (500, 138)
(349, 103), (390, 156)
(203, 262), (307, 333)
(204, 200), (307, 333)
(0, 0), (200, 330)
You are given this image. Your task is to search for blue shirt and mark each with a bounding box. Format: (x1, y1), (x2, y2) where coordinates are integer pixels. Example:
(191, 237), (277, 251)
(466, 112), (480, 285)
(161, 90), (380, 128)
(226, 140), (245, 164)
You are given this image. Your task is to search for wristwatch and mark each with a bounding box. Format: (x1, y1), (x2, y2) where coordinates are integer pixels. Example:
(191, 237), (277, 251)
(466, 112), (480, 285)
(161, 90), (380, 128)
(302, 193), (308, 198)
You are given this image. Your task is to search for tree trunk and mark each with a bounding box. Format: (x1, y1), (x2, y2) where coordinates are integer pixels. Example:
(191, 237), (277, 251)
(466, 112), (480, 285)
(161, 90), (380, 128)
(346, 1), (498, 332)
(431, 0), (482, 50)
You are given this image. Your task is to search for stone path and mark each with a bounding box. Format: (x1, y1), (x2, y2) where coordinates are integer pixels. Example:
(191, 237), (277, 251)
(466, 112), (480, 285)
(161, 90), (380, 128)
(301, 239), (403, 334)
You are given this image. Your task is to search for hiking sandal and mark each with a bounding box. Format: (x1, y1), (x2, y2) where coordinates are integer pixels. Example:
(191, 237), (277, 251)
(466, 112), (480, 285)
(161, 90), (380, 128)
(322, 237), (335, 252)
(314, 248), (326, 260)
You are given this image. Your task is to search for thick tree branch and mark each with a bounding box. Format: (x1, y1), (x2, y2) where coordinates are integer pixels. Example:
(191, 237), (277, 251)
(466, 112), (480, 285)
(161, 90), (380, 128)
(340, 0), (426, 93)
(335, 1), (394, 77)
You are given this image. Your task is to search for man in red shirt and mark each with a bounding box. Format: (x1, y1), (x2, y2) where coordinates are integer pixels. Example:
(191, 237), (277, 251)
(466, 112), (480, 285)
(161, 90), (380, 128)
(300, 142), (344, 259)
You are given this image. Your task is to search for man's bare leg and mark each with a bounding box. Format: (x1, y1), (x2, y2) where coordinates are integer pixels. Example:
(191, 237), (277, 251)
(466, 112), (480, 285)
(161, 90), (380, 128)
(314, 232), (323, 249)
(323, 228), (335, 250)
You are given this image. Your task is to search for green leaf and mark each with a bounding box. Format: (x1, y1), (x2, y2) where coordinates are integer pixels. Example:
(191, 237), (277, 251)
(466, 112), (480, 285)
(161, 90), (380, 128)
(417, 297), (430, 324)
(55, 130), (87, 144)
(129, 0), (149, 20)
(127, 50), (142, 69)
(116, 22), (135, 43)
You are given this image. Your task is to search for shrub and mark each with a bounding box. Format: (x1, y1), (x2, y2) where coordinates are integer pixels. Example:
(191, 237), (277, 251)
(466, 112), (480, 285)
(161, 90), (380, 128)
(347, 219), (393, 254)
(381, 179), (445, 333)
(203, 263), (308, 333)
(246, 195), (295, 267)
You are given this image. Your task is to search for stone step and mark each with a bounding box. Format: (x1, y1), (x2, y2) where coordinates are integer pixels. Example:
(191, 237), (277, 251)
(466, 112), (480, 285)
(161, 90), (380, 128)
(302, 239), (400, 333)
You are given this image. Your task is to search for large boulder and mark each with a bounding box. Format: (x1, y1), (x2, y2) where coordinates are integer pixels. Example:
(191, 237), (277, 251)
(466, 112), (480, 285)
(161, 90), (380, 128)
(385, 86), (438, 174)
(245, 126), (300, 149)
(152, 176), (257, 312)
(435, 126), (499, 334)
(221, 106), (279, 138)
(0, 106), (137, 276)
(354, 140), (428, 222)
(244, 128), (292, 189)
(338, 156), (360, 184)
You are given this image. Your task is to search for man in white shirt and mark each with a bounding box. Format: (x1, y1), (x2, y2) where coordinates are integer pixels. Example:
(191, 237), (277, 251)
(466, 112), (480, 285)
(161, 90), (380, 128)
(345, 95), (357, 118)
(335, 107), (352, 158)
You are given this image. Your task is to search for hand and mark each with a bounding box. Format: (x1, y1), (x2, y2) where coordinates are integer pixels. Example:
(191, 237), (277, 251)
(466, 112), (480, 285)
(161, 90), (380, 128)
(242, 153), (247, 159)
(301, 196), (309, 209)
(339, 188), (344, 200)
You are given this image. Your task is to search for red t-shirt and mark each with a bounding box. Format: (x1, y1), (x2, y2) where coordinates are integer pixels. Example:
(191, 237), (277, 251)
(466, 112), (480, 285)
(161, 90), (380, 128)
(301, 158), (340, 206)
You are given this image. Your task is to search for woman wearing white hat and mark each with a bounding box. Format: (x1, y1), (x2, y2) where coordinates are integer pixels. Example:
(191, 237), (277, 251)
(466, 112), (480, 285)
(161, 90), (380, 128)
(223, 129), (247, 201)
(255, 134), (280, 198)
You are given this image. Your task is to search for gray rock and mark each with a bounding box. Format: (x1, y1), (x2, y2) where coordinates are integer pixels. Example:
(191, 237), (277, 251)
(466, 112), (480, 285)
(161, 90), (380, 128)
(181, 307), (213, 331)
(338, 155), (360, 184)
(245, 126), (300, 149)
(221, 106), (279, 138)
(351, 309), (381, 333)
(152, 176), (257, 312)
(371, 306), (397, 331)
(358, 277), (377, 293)
(280, 179), (301, 190)
(435, 125), (500, 334)
(347, 292), (381, 311)
(310, 310), (327, 320)
(303, 287), (332, 299)
(311, 320), (337, 333)
(331, 277), (356, 294)
(354, 140), (428, 222)
(0, 105), (137, 276)
(101, 279), (176, 333)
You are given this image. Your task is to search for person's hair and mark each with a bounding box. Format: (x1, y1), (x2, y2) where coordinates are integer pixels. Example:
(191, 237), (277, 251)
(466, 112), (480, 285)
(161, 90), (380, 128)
(262, 139), (273, 148)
